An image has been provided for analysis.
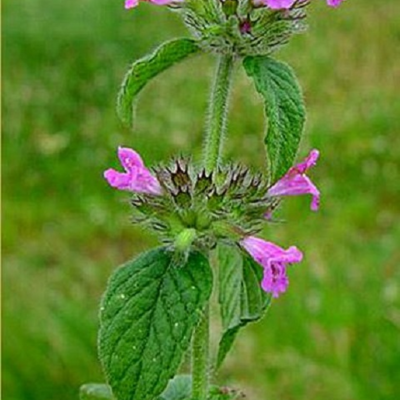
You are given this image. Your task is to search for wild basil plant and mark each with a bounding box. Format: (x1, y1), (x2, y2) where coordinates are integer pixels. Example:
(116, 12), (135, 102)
(80, 1), (346, 399)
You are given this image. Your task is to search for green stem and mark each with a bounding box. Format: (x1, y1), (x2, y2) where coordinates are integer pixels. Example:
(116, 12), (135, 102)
(203, 54), (234, 173)
(191, 305), (210, 400)
(192, 53), (234, 400)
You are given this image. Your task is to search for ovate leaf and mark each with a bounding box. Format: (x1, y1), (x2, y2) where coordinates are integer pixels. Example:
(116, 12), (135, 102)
(117, 38), (200, 126)
(217, 243), (271, 369)
(98, 247), (212, 400)
(243, 56), (305, 181)
(79, 383), (114, 400)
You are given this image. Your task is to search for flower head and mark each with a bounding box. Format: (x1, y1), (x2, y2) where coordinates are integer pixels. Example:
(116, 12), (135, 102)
(267, 149), (320, 211)
(104, 147), (162, 195)
(125, 0), (181, 9)
(241, 236), (303, 298)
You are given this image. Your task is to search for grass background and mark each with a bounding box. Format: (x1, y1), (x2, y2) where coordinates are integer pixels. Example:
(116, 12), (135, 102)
(2, 0), (400, 399)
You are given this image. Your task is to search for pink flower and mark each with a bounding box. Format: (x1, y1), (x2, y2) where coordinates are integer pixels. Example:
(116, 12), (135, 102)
(267, 149), (320, 211)
(104, 147), (162, 195)
(254, 0), (345, 9)
(124, 0), (181, 9)
(255, 0), (297, 9)
(326, 0), (345, 6)
(241, 236), (303, 298)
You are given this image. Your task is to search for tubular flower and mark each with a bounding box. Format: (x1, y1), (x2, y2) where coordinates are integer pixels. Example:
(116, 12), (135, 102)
(241, 236), (303, 298)
(256, 0), (345, 9)
(125, 0), (181, 9)
(256, 0), (297, 9)
(104, 147), (162, 195)
(267, 149), (320, 211)
(326, 0), (345, 6)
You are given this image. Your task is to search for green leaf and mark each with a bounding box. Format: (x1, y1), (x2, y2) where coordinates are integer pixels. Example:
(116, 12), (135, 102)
(158, 374), (192, 400)
(217, 243), (271, 369)
(243, 56), (305, 181)
(79, 383), (114, 400)
(117, 38), (200, 126)
(98, 247), (212, 400)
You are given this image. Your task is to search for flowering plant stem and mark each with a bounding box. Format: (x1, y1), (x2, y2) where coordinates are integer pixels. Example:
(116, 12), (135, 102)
(203, 54), (235, 173)
(191, 305), (210, 400)
(91, 3), (347, 400)
(190, 54), (234, 400)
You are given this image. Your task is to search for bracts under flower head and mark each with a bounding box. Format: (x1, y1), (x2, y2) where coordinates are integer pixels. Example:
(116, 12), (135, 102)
(103, 146), (320, 298)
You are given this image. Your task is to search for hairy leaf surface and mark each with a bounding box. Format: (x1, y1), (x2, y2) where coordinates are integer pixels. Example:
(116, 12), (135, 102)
(98, 247), (212, 400)
(217, 243), (271, 368)
(243, 56), (305, 181)
(117, 38), (199, 126)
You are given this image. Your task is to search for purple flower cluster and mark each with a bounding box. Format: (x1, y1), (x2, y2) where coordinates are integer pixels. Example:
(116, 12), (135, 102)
(104, 146), (320, 298)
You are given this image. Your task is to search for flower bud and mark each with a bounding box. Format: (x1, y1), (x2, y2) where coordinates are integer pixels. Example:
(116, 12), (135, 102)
(174, 228), (197, 252)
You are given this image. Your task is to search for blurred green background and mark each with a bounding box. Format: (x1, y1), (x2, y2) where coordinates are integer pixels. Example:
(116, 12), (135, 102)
(3, 0), (400, 399)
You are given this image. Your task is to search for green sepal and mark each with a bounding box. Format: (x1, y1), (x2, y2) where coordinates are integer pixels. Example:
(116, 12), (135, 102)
(117, 38), (200, 127)
(243, 56), (306, 182)
(98, 247), (212, 400)
(216, 243), (271, 369)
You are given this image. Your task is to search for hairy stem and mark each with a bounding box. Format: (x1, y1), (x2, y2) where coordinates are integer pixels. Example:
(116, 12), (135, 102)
(192, 54), (234, 400)
(191, 305), (210, 400)
(203, 54), (234, 173)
